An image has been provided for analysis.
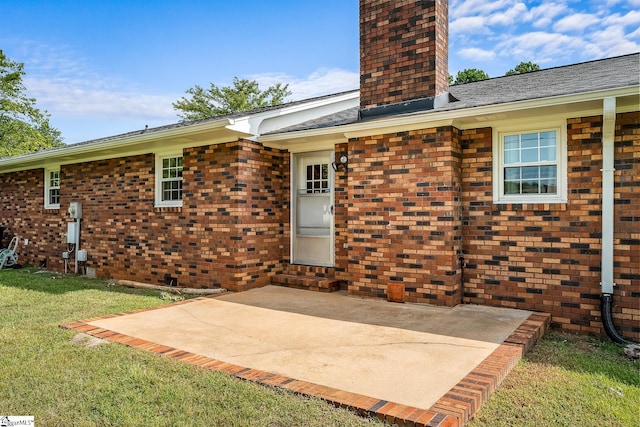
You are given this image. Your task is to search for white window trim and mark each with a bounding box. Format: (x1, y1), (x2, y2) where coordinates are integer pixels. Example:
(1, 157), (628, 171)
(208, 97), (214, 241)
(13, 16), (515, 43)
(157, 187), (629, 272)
(44, 167), (61, 209)
(492, 121), (567, 204)
(155, 151), (183, 208)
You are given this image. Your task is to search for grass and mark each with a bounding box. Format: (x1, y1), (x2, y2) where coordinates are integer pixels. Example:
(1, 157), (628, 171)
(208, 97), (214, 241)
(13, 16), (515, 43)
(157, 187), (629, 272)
(0, 268), (384, 426)
(468, 331), (640, 427)
(2, 268), (638, 426)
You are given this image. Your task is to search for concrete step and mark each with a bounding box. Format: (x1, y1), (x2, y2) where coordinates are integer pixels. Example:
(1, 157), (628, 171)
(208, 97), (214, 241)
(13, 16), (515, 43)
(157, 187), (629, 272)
(271, 274), (340, 293)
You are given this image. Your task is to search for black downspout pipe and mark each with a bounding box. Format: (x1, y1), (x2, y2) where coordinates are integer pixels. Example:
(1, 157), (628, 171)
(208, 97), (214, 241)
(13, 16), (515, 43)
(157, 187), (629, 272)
(459, 254), (465, 305)
(601, 294), (635, 345)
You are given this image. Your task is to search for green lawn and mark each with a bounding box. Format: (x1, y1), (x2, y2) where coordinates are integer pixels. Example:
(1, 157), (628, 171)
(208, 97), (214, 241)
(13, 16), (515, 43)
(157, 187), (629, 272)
(0, 269), (384, 426)
(468, 329), (639, 427)
(1, 269), (638, 426)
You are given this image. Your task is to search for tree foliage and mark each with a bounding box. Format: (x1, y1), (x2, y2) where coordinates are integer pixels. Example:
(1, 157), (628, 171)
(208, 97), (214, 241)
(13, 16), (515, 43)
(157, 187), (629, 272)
(452, 68), (490, 85)
(449, 61), (541, 85)
(173, 77), (292, 121)
(0, 50), (63, 157)
(506, 61), (540, 76)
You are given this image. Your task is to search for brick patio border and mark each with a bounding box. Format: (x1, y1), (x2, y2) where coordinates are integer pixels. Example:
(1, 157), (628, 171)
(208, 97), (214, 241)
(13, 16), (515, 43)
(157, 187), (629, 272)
(61, 296), (550, 427)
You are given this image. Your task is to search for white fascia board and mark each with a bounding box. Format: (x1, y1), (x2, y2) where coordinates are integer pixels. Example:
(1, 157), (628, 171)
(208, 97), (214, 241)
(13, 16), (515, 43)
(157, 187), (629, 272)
(226, 91), (359, 138)
(0, 118), (236, 173)
(259, 86), (639, 145)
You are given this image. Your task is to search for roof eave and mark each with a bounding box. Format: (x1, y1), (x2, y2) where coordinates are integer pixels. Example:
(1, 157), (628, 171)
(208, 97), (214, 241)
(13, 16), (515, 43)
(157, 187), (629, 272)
(259, 86), (639, 146)
(0, 118), (237, 173)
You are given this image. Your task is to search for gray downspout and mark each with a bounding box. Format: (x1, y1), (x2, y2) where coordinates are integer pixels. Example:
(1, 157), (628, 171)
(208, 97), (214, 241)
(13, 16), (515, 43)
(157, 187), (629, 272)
(600, 97), (635, 344)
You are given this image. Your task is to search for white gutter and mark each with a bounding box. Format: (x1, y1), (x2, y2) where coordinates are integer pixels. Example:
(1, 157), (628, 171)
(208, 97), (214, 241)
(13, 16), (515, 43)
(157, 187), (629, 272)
(601, 97), (616, 295)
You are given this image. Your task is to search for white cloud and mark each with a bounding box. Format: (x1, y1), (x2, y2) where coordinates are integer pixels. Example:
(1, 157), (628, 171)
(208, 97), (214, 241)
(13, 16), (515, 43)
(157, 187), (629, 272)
(25, 76), (177, 121)
(450, 16), (492, 34)
(585, 26), (640, 57)
(10, 41), (178, 122)
(603, 10), (640, 27)
(451, 0), (640, 76)
(497, 31), (588, 64)
(459, 47), (497, 61)
(525, 2), (568, 29)
(250, 68), (359, 101)
(553, 13), (601, 33)
(605, 0), (640, 7)
(450, 0), (518, 20)
(487, 2), (529, 26)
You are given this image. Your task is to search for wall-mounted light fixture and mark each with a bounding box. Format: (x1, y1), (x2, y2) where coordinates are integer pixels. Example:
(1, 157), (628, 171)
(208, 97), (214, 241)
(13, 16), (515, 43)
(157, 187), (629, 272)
(332, 155), (348, 171)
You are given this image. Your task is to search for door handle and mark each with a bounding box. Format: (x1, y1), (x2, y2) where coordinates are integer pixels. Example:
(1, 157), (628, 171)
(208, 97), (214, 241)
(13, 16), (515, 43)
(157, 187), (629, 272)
(330, 205), (334, 215)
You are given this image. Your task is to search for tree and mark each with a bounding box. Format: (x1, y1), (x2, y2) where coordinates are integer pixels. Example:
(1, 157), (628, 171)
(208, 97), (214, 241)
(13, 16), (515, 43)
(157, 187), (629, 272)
(452, 68), (490, 85)
(173, 77), (292, 121)
(506, 61), (540, 76)
(0, 50), (63, 157)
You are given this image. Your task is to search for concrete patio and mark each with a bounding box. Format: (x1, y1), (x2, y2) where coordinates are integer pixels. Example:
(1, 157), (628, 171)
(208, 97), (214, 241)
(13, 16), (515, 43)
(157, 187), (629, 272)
(62, 286), (550, 426)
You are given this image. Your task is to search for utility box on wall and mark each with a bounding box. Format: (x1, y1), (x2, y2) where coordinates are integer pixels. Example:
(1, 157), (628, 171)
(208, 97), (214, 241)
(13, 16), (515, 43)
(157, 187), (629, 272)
(68, 202), (82, 219)
(67, 222), (78, 244)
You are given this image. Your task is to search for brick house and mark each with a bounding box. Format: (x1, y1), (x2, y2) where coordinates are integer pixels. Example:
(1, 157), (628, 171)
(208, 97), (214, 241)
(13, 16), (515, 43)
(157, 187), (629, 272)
(1, 0), (638, 341)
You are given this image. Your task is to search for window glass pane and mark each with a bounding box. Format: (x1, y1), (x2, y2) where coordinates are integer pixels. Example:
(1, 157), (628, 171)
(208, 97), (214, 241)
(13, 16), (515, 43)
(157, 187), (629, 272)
(540, 179), (557, 194)
(521, 148), (538, 163)
(540, 165), (557, 179)
(522, 166), (539, 179)
(540, 147), (556, 161)
(50, 171), (60, 187)
(505, 167), (521, 180)
(504, 150), (519, 164)
(163, 158), (170, 168)
(504, 181), (520, 194)
(521, 133), (538, 148)
(504, 135), (520, 150)
(522, 180), (539, 193)
(49, 189), (60, 205)
(304, 162), (329, 195)
(539, 131), (556, 147)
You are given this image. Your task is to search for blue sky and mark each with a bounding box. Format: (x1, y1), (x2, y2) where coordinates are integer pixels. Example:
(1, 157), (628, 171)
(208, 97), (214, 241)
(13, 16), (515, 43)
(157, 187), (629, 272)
(1, 0), (638, 144)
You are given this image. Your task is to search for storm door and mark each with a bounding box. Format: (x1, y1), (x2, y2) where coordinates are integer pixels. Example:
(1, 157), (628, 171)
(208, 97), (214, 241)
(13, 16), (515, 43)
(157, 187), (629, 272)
(292, 151), (334, 266)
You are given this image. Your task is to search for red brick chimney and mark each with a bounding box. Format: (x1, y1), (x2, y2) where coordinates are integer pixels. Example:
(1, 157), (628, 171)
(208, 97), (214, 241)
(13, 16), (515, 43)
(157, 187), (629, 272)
(359, 0), (449, 117)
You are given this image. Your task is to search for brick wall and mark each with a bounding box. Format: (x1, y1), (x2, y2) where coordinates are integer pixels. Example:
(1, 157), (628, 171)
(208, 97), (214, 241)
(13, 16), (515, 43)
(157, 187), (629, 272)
(461, 112), (639, 340)
(346, 126), (463, 305)
(0, 168), (64, 267)
(0, 140), (288, 292)
(359, 0), (449, 110)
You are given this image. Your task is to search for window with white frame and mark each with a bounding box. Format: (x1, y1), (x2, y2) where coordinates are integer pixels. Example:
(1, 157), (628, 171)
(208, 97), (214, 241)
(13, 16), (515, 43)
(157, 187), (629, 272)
(493, 125), (566, 203)
(44, 168), (61, 209)
(155, 153), (183, 207)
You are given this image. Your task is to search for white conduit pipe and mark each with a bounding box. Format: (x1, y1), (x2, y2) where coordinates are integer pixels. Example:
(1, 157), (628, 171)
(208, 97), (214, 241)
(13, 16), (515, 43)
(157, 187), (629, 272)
(600, 97), (635, 344)
(601, 97), (616, 296)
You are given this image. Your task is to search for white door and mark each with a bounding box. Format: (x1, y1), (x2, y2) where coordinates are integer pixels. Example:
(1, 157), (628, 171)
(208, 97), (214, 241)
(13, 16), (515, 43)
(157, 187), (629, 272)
(292, 151), (334, 266)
